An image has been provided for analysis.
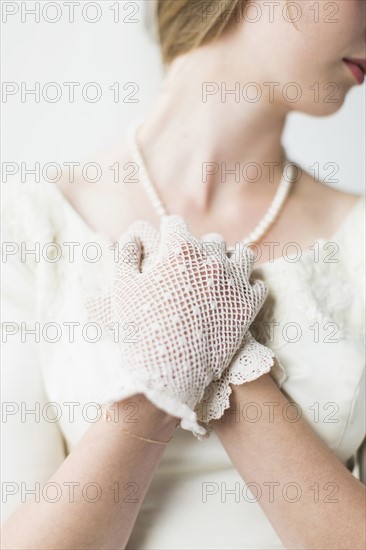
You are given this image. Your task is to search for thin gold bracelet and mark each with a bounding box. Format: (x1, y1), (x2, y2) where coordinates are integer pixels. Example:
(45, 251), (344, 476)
(120, 428), (173, 445)
(101, 407), (179, 445)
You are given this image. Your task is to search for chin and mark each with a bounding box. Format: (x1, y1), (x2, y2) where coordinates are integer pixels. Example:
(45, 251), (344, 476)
(291, 90), (349, 117)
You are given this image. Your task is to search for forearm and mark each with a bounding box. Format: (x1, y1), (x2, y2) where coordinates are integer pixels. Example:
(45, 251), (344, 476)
(1, 394), (178, 550)
(211, 374), (366, 550)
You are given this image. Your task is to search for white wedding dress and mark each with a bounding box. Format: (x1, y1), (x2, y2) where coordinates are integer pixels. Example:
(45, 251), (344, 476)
(2, 181), (365, 549)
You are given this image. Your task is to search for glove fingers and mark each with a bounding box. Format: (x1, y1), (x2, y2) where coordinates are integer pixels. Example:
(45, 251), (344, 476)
(251, 278), (268, 310)
(118, 219), (163, 272)
(126, 220), (160, 252)
(116, 231), (143, 277)
(230, 244), (256, 279)
(201, 232), (227, 262)
(128, 219), (161, 268)
(159, 214), (196, 257)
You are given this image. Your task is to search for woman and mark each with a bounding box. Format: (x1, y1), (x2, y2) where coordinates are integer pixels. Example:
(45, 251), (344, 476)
(2, 0), (365, 548)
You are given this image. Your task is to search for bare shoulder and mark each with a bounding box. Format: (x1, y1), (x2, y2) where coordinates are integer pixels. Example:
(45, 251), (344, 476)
(293, 168), (363, 237)
(55, 139), (157, 240)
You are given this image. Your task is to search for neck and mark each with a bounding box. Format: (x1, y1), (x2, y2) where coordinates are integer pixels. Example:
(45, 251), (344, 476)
(137, 44), (290, 218)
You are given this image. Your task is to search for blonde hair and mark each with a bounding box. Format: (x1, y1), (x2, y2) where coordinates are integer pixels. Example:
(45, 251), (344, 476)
(157, 0), (247, 65)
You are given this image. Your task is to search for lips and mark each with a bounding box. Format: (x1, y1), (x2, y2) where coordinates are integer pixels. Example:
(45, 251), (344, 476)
(343, 58), (366, 85)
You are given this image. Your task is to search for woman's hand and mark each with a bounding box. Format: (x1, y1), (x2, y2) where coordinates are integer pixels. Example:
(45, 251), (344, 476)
(88, 214), (269, 438)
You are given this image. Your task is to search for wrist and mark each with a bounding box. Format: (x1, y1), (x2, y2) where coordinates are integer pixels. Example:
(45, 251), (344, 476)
(210, 374), (282, 431)
(228, 373), (277, 403)
(107, 394), (179, 441)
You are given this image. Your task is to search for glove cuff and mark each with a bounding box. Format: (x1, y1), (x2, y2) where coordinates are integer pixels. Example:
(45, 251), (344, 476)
(195, 332), (286, 427)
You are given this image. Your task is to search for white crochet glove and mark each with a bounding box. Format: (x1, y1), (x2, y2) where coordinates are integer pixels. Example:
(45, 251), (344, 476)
(126, 219), (286, 432)
(87, 215), (281, 438)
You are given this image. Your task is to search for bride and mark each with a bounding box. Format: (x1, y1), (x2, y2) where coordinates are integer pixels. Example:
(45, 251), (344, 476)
(2, 0), (365, 548)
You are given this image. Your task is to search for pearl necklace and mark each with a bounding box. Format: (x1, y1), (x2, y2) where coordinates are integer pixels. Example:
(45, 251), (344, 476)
(129, 121), (296, 248)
